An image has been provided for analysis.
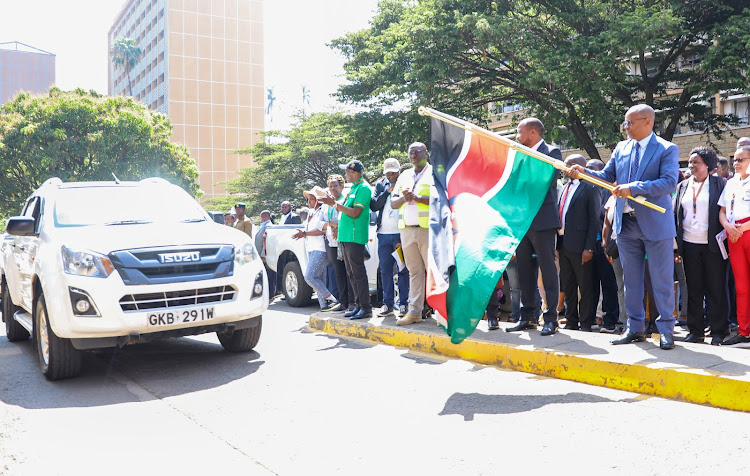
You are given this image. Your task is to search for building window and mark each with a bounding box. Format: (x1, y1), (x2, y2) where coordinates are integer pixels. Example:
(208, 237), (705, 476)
(736, 99), (750, 125)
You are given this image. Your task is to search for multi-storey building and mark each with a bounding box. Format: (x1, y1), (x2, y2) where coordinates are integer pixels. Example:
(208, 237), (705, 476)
(0, 42), (55, 105)
(108, 0), (264, 196)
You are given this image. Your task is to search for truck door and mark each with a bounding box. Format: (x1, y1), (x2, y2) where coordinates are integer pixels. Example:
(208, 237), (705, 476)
(15, 197), (41, 311)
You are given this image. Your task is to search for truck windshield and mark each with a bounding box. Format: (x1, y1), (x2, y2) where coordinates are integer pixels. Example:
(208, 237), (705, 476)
(52, 185), (207, 227)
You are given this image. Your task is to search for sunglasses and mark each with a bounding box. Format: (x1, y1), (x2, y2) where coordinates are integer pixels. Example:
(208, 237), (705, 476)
(622, 118), (648, 127)
(733, 158), (748, 164)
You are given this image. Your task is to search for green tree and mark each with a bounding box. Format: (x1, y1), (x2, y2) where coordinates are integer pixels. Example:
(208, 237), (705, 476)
(332, 0), (750, 160)
(110, 38), (142, 97)
(206, 112), (373, 220)
(0, 88), (200, 216)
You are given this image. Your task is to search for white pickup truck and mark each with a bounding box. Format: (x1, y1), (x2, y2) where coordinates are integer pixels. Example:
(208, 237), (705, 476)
(1, 177), (268, 380)
(263, 218), (381, 307)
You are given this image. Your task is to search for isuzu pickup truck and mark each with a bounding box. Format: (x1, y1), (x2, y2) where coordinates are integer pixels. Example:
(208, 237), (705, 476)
(2, 177), (267, 380)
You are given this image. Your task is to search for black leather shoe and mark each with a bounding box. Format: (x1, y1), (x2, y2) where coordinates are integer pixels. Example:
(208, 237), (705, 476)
(579, 326), (593, 332)
(344, 307), (361, 318)
(540, 322), (558, 336)
(563, 323), (579, 330)
(611, 330), (646, 345)
(683, 332), (704, 343)
(711, 335), (727, 346)
(350, 309), (372, 320)
(660, 333), (675, 350)
(505, 320), (536, 332)
(487, 315), (499, 330)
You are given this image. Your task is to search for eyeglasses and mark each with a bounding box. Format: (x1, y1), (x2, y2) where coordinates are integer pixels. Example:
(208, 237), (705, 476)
(733, 158), (747, 164)
(622, 118), (648, 128)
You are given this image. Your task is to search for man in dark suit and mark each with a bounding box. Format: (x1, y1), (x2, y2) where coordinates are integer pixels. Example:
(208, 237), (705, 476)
(558, 155), (602, 331)
(570, 104), (679, 349)
(506, 118), (562, 336)
(587, 159), (621, 333)
(279, 201), (302, 224)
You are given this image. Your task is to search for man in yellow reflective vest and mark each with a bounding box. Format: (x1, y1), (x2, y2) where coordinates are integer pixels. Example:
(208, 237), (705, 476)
(391, 142), (433, 326)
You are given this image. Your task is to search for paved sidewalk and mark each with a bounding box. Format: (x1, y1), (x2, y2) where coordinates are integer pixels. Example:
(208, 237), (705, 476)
(309, 313), (750, 412)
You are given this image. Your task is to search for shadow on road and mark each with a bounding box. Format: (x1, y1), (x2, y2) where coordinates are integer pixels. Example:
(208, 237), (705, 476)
(0, 335), (264, 410)
(316, 333), (376, 351)
(439, 391), (635, 421)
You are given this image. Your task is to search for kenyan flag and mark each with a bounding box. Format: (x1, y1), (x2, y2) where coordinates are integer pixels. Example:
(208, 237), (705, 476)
(427, 113), (557, 344)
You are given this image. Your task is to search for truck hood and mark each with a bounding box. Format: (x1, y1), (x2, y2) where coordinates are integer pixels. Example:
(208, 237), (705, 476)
(50, 221), (251, 253)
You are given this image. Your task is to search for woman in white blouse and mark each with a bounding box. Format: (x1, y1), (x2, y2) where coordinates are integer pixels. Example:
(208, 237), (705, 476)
(718, 146), (750, 346)
(673, 147), (728, 345)
(293, 186), (337, 311)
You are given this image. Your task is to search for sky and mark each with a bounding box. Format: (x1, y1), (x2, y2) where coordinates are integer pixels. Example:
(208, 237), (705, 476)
(0, 0), (380, 131)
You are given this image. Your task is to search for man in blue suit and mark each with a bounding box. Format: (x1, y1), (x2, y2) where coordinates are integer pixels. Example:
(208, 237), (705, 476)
(569, 105), (679, 349)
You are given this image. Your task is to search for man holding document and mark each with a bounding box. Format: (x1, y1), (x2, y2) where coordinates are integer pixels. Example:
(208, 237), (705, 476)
(371, 158), (410, 317)
(391, 143), (433, 326)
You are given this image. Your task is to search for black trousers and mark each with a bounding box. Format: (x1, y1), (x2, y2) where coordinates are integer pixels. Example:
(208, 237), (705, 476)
(340, 241), (371, 312)
(325, 241), (353, 308)
(516, 228), (559, 324)
(591, 240), (620, 327)
(682, 242), (729, 337)
(558, 241), (596, 328)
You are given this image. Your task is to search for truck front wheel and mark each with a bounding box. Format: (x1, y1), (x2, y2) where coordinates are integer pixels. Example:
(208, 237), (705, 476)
(3, 282), (29, 342)
(35, 293), (83, 380)
(282, 261), (313, 307)
(217, 317), (262, 352)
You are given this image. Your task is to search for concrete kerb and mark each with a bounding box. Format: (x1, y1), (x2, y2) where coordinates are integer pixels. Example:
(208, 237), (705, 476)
(309, 315), (750, 412)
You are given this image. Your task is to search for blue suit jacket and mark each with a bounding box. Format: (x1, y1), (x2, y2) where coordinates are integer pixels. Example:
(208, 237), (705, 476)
(588, 133), (678, 241)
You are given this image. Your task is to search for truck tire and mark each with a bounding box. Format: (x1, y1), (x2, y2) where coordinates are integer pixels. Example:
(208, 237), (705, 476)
(35, 293), (83, 380)
(282, 261), (313, 307)
(217, 317), (262, 352)
(3, 282), (29, 342)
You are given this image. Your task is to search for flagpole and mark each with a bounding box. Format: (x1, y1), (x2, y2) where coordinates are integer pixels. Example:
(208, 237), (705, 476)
(418, 106), (666, 214)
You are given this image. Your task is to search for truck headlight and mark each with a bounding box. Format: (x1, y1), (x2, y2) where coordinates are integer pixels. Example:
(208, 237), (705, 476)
(61, 246), (115, 278)
(234, 242), (258, 266)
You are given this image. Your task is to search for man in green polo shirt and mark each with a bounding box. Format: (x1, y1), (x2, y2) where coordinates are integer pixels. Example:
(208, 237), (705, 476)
(320, 159), (373, 319)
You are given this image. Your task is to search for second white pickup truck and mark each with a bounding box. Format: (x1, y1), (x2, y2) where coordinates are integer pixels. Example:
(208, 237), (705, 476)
(263, 221), (381, 307)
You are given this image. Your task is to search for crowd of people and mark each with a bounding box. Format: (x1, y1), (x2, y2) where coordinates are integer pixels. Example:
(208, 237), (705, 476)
(224, 104), (750, 351)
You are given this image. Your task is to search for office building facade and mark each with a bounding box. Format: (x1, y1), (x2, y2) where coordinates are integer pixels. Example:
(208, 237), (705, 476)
(108, 0), (264, 196)
(0, 42), (55, 105)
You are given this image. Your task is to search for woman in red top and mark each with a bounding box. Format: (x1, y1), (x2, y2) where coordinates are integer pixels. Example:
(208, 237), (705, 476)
(718, 146), (750, 346)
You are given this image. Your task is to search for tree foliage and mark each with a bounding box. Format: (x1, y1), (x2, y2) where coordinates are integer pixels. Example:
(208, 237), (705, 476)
(331, 0), (750, 160)
(0, 88), (200, 216)
(206, 111), (397, 220)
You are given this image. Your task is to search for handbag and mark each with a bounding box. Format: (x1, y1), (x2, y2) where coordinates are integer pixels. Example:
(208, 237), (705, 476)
(605, 238), (619, 259)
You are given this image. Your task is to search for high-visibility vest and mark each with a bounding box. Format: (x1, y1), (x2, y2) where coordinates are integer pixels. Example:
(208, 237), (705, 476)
(398, 181), (430, 229)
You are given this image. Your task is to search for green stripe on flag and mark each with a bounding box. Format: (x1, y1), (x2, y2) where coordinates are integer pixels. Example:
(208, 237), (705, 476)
(446, 150), (556, 344)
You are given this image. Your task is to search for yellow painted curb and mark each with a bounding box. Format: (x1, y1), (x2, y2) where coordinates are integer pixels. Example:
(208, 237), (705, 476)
(309, 316), (750, 412)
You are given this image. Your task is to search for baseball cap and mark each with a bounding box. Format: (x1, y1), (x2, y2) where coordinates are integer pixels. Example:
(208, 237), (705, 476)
(383, 158), (400, 174)
(339, 159), (364, 173)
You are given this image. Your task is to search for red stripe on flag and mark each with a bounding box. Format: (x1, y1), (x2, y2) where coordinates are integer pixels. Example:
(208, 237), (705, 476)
(426, 260), (448, 322)
(446, 133), (510, 199)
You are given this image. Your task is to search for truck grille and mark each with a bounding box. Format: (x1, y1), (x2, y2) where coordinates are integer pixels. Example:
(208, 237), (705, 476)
(120, 285), (236, 312)
(109, 245), (234, 285)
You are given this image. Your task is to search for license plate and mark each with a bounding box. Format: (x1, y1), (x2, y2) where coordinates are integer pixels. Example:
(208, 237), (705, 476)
(147, 306), (215, 327)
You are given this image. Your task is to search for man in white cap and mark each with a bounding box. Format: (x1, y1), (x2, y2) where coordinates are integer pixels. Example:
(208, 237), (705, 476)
(371, 158), (410, 317)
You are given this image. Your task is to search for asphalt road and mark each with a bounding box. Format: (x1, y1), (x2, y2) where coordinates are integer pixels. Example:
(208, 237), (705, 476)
(1, 300), (749, 475)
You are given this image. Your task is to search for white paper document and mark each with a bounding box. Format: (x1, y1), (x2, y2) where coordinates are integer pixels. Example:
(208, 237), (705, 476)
(716, 229), (728, 260)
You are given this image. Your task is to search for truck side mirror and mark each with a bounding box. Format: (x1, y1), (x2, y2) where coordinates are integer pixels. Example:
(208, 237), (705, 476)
(6, 217), (38, 237)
